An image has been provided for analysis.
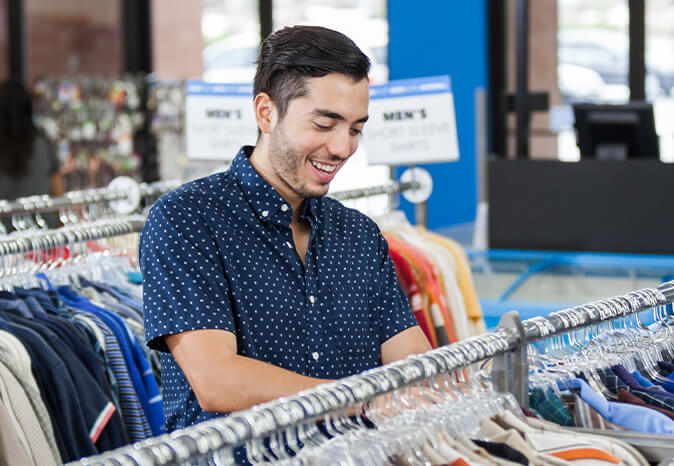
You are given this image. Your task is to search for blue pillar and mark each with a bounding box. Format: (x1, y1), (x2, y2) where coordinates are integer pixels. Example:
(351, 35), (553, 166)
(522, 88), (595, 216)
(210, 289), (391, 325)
(388, 0), (488, 230)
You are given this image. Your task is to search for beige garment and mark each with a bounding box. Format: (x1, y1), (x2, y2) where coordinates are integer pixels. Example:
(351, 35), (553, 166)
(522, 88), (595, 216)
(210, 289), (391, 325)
(0, 399), (32, 466)
(480, 417), (572, 465)
(523, 415), (648, 466)
(422, 241), (471, 341)
(0, 361), (57, 465)
(0, 331), (60, 462)
(495, 411), (644, 466)
(439, 432), (496, 465)
(422, 441), (451, 464)
(0, 364), (32, 462)
(418, 230), (488, 335)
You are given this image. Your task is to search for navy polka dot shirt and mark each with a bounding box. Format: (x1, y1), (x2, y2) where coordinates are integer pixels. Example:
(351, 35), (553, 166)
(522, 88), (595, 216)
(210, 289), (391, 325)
(140, 146), (418, 432)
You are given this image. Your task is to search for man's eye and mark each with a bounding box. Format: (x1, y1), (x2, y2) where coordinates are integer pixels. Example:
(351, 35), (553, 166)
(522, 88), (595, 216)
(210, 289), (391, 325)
(314, 123), (331, 130)
(351, 128), (363, 136)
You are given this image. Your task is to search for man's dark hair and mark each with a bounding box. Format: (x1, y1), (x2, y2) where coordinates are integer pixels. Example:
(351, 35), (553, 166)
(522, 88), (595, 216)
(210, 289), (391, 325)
(0, 79), (35, 177)
(254, 26), (370, 119)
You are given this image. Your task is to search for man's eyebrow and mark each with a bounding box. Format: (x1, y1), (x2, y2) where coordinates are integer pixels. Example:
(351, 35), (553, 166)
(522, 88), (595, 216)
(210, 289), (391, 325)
(311, 109), (369, 124)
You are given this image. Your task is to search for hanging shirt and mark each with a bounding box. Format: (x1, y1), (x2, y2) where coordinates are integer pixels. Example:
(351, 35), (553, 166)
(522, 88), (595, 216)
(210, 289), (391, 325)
(0, 331), (61, 461)
(0, 319), (99, 461)
(388, 247), (438, 347)
(72, 311), (152, 442)
(572, 394), (629, 431)
(56, 286), (164, 437)
(563, 378), (674, 434)
(0, 360), (59, 465)
(610, 364), (674, 411)
(529, 387), (575, 427)
(416, 231), (487, 335)
(140, 146), (419, 433)
(617, 388), (674, 420)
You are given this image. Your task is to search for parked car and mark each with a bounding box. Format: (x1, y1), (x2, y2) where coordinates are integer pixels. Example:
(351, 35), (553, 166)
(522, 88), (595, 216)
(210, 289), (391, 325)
(559, 28), (674, 97)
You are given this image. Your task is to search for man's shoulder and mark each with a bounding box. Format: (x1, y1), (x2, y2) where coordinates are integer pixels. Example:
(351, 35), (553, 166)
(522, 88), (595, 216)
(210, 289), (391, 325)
(159, 171), (234, 208)
(144, 171), (239, 234)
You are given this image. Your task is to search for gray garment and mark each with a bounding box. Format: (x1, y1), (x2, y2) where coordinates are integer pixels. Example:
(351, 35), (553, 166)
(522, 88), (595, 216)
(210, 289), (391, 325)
(0, 338), (61, 463)
(0, 133), (58, 200)
(0, 360), (58, 465)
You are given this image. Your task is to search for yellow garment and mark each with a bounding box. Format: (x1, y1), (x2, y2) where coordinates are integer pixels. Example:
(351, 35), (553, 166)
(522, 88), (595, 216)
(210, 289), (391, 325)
(417, 229), (487, 335)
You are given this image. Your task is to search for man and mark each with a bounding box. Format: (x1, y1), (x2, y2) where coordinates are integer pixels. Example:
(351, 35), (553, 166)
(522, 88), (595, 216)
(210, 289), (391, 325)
(140, 25), (430, 434)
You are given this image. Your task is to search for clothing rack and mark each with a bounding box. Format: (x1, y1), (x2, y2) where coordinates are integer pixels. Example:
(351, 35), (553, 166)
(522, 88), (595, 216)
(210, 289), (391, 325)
(0, 216), (146, 257)
(329, 167), (433, 227)
(0, 179), (180, 218)
(73, 279), (674, 465)
(329, 180), (420, 202)
(491, 281), (674, 406)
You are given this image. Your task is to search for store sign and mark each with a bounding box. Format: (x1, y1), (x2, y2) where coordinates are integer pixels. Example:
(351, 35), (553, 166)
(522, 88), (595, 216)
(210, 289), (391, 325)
(185, 81), (256, 160)
(362, 76), (459, 165)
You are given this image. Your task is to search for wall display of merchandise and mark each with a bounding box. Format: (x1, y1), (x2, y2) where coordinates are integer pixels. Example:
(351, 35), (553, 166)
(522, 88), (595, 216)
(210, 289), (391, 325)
(32, 75), (145, 190)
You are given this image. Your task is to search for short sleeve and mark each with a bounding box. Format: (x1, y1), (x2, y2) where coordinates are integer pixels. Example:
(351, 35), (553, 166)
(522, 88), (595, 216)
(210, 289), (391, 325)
(370, 227), (419, 344)
(139, 198), (235, 352)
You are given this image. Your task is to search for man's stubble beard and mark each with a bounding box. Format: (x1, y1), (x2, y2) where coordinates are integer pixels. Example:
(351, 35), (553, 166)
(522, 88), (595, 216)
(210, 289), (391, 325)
(269, 124), (327, 200)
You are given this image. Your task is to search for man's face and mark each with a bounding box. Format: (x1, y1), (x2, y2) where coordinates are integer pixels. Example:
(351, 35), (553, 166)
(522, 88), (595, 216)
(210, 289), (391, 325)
(267, 73), (369, 200)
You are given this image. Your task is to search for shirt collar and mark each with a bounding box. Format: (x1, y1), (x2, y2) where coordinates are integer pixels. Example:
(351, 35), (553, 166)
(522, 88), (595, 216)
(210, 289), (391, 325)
(231, 146), (319, 227)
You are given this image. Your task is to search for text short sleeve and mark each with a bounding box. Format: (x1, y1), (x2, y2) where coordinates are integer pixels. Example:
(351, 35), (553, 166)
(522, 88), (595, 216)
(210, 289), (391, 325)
(370, 226), (419, 345)
(140, 198), (235, 352)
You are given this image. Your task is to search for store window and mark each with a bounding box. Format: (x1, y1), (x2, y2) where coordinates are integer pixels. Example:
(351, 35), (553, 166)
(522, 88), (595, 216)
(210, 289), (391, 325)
(556, 0), (629, 161)
(646, 0), (674, 162)
(201, 0), (260, 84)
(273, 0), (391, 212)
(25, 0), (122, 83)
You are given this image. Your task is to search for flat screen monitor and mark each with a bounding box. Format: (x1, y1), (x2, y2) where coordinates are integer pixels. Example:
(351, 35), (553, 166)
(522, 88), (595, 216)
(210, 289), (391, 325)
(572, 102), (659, 160)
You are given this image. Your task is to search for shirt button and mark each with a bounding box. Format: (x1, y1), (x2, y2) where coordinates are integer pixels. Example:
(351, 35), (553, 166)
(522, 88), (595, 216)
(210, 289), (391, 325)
(309, 295), (316, 304)
(261, 210), (269, 217)
(312, 352), (319, 361)
(285, 241), (292, 248)
(281, 204), (289, 212)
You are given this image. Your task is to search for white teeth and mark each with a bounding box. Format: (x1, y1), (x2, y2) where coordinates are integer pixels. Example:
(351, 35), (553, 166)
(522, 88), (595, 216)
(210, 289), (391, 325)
(311, 161), (336, 173)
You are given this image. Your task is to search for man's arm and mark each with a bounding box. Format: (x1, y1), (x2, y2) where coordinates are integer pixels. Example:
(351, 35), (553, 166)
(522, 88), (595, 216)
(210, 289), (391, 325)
(380, 326), (431, 366)
(165, 329), (332, 413)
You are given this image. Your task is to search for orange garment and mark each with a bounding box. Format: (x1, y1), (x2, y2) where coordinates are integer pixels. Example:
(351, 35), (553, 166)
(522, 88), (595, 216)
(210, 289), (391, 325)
(385, 233), (458, 343)
(548, 448), (621, 463)
(419, 230), (487, 335)
(449, 459), (470, 466)
(388, 247), (438, 347)
(386, 234), (441, 331)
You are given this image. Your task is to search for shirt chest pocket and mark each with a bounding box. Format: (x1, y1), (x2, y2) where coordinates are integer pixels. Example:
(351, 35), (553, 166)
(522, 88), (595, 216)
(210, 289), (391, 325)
(324, 283), (379, 346)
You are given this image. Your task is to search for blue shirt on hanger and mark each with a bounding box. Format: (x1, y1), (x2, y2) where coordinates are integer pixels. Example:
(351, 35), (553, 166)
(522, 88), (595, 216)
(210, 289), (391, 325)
(562, 378), (674, 434)
(55, 285), (165, 436)
(630, 370), (665, 389)
(602, 365), (674, 412)
(140, 146), (419, 433)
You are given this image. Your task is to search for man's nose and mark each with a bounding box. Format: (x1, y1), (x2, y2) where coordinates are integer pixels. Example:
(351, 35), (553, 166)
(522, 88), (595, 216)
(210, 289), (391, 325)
(326, 128), (352, 160)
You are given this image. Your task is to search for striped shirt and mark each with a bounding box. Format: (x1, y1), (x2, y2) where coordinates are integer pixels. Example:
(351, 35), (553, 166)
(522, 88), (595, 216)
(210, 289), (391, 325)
(73, 312), (153, 441)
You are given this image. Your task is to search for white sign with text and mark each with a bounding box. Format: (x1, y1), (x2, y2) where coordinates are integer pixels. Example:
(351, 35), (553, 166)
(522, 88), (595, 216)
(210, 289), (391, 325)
(185, 81), (256, 160)
(363, 76), (459, 165)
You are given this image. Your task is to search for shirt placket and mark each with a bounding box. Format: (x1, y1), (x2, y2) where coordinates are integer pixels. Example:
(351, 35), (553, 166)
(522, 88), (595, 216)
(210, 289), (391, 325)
(302, 219), (324, 377)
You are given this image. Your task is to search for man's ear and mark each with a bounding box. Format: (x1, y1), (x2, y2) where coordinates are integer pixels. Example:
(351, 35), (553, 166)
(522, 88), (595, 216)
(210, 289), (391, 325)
(253, 92), (276, 134)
